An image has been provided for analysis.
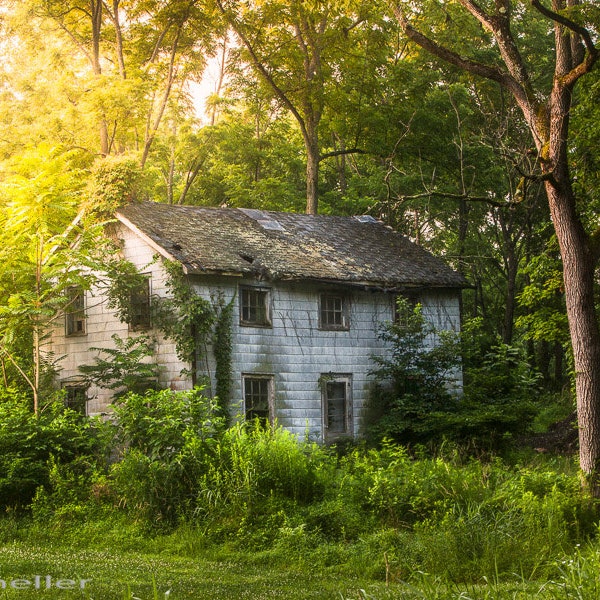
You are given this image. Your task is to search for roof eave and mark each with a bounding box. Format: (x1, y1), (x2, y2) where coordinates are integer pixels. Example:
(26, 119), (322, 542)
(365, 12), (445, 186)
(115, 211), (179, 264)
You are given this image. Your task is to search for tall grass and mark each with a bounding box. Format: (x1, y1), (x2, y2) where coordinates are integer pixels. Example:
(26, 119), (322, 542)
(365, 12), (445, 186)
(2, 389), (594, 595)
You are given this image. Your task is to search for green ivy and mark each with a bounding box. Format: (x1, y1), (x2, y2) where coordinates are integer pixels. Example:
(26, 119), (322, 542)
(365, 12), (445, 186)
(104, 259), (153, 326)
(103, 258), (234, 413)
(153, 260), (216, 373)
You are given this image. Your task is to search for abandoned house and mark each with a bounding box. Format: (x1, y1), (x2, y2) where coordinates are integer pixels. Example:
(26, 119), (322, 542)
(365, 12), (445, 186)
(49, 201), (466, 442)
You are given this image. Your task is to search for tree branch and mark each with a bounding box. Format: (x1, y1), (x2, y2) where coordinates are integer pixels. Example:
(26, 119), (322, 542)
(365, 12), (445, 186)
(531, 0), (599, 87)
(319, 148), (367, 162)
(215, 0), (309, 144)
(391, 4), (525, 101)
(531, 0), (597, 57)
(397, 190), (505, 208)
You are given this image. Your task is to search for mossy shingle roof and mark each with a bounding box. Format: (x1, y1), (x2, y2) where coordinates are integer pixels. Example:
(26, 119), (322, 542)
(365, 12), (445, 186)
(116, 202), (466, 290)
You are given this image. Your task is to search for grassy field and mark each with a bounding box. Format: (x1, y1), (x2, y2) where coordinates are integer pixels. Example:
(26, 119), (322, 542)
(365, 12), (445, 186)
(0, 523), (599, 600)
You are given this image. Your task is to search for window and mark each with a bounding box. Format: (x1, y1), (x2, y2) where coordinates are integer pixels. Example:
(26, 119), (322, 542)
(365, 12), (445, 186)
(243, 375), (274, 424)
(321, 374), (352, 441)
(63, 385), (88, 415)
(240, 286), (271, 327)
(319, 293), (349, 330)
(129, 276), (151, 331)
(65, 287), (86, 336)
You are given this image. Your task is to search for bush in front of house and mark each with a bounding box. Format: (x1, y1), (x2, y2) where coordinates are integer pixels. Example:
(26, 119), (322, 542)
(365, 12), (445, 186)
(0, 391), (107, 510)
(366, 301), (540, 451)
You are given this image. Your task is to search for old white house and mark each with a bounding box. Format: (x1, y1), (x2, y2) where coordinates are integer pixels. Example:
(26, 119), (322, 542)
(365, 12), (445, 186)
(50, 202), (466, 442)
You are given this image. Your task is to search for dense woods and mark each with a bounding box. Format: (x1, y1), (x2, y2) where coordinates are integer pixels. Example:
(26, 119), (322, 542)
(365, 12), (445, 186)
(0, 2), (599, 596)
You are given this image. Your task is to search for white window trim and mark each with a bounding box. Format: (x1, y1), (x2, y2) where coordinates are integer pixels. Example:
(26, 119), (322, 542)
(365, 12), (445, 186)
(321, 373), (353, 442)
(242, 373), (275, 424)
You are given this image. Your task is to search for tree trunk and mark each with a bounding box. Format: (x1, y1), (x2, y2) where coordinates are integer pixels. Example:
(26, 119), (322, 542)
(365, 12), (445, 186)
(306, 135), (320, 215)
(547, 182), (600, 491)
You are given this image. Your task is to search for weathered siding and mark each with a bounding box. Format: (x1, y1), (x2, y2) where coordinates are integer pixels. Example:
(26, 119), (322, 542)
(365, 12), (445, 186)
(48, 225), (190, 414)
(194, 277), (462, 442)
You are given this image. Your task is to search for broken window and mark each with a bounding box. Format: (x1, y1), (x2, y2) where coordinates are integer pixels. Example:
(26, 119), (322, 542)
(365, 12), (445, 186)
(239, 286), (271, 327)
(243, 374), (274, 425)
(129, 276), (151, 331)
(321, 374), (352, 441)
(65, 287), (86, 336)
(319, 293), (349, 330)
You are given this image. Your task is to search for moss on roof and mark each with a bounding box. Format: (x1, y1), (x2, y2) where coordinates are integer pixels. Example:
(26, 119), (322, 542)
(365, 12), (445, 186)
(117, 202), (467, 290)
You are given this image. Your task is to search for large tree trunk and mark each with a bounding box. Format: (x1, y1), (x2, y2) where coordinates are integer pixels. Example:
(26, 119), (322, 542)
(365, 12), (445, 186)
(393, 0), (599, 492)
(546, 181), (600, 491)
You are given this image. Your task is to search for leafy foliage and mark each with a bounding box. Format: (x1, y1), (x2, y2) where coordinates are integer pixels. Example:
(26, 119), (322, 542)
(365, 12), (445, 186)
(153, 260), (216, 372)
(0, 394), (106, 509)
(211, 291), (235, 416)
(368, 301), (541, 450)
(366, 297), (462, 445)
(110, 387), (226, 524)
(78, 334), (161, 396)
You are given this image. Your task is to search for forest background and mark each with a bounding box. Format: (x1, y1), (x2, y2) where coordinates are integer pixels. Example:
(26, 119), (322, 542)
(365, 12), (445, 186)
(0, 1), (599, 598)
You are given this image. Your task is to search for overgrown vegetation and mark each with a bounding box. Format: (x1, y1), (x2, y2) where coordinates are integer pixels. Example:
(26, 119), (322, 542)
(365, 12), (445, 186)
(0, 384), (591, 597)
(366, 300), (541, 451)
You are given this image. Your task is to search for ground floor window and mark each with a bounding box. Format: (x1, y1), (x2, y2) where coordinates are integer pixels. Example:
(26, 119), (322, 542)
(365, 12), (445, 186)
(242, 374), (274, 425)
(321, 373), (353, 441)
(63, 384), (88, 415)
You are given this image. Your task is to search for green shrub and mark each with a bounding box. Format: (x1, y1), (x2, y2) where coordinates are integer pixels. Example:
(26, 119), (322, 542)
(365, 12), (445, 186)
(110, 387), (224, 525)
(195, 422), (329, 523)
(367, 307), (541, 451)
(0, 395), (105, 510)
(31, 455), (113, 524)
(366, 298), (461, 446)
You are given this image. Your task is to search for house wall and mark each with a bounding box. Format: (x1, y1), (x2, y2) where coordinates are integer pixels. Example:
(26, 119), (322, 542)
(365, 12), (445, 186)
(48, 225), (189, 414)
(193, 276), (462, 442)
(49, 224), (462, 442)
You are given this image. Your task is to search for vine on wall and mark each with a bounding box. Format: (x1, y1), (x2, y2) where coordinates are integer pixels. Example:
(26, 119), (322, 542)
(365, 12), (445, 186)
(104, 258), (234, 415)
(211, 292), (234, 421)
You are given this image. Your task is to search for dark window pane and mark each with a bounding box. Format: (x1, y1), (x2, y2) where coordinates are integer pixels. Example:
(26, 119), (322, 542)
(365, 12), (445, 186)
(66, 288), (86, 336)
(130, 278), (151, 330)
(320, 294), (347, 329)
(65, 386), (87, 415)
(326, 381), (347, 433)
(244, 377), (271, 423)
(240, 288), (270, 326)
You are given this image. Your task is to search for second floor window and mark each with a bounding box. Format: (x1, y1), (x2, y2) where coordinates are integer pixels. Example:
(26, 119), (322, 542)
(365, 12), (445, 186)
(65, 287), (86, 336)
(129, 276), (151, 331)
(319, 293), (349, 330)
(240, 286), (271, 327)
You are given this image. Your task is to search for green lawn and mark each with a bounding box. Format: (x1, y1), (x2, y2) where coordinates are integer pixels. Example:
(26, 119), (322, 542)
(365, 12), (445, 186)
(0, 538), (392, 600)
(0, 537), (586, 600)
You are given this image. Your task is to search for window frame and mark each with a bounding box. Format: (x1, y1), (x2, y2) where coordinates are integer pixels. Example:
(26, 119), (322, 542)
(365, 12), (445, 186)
(321, 373), (353, 442)
(62, 384), (88, 415)
(242, 374), (275, 425)
(65, 287), (86, 337)
(239, 285), (272, 328)
(319, 292), (350, 331)
(129, 274), (152, 332)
